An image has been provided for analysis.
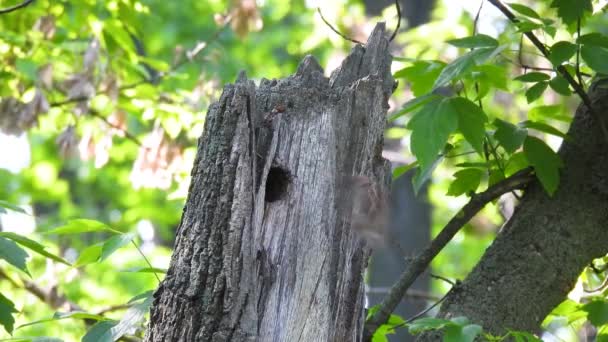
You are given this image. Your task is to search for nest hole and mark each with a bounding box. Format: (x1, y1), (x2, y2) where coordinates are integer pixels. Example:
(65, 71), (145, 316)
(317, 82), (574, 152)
(265, 166), (290, 202)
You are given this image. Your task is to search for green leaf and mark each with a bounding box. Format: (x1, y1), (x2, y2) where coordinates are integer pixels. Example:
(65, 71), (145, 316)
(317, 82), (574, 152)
(550, 0), (592, 25)
(366, 305), (380, 319)
(127, 290), (154, 304)
(455, 162), (489, 168)
(394, 61), (445, 96)
(53, 311), (105, 321)
(0, 292), (17, 334)
(121, 266), (167, 274)
(544, 299), (586, 326)
(392, 162), (418, 180)
(523, 136), (563, 195)
(74, 244), (103, 267)
(389, 94), (440, 121)
(433, 47), (497, 90)
(15, 59), (38, 82)
(0, 232), (71, 266)
(17, 311), (106, 329)
(505, 152), (530, 177)
(413, 158), (443, 194)
(514, 20), (543, 33)
(82, 320), (117, 342)
(581, 45), (608, 74)
(493, 119), (527, 153)
(0, 236), (30, 276)
(598, 324), (608, 342)
(103, 20), (137, 57)
(473, 64), (508, 90)
(8, 337), (64, 342)
(525, 81), (549, 103)
(44, 219), (120, 235)
(488, 168), (506, 186)
(447, 168), (484, 196)
(0, 200), (27, 214)
(582, 300), (608, 327)
(549, 41), (577, 66)
(137, 56), (170, 72)
(549, 75), (571, 95)
(577, 33), (608, 48)
(507, 330), (542, 342)
(409, 317), (453, 334)
(108, 295), (153, 341)
(514, 72), (550, 83)
(371, 330), (389, 342)
(508, 3), (541, 19)
(100, 232), (135, 262)
(447, 34), (498, 49)
(450, 97), (487, 155)
(386, 313), (405, 326)
(450, 317), (471, 326)
(444, 323), (483, 342)
(529, 105), (571, 122)
(372, 325), (391, 342)
(408, 98), (458, 175)
(542, 23), (557, 38)
(519, 120), (568, 139)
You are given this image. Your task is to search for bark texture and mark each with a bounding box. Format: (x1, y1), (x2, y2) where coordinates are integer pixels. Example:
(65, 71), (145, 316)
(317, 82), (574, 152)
(145, 24), (394, 341)
(418, 84), (608, 339)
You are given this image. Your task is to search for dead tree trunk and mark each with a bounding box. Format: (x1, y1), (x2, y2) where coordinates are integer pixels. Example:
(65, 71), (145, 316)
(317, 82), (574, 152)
(145, 24), (394, 341)
(418, 84), (608, 339)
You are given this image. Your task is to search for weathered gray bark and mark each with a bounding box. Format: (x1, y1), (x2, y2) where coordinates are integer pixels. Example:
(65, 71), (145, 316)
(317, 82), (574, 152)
(145, 24), (394, 341)
(418, 84), (608, 339)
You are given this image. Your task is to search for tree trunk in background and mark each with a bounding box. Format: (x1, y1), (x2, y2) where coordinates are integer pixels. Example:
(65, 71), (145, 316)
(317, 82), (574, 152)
(367, 171), (430, 342)
(145, 24), (395, 341)
(363, 1), (436, 340)
(363, 0), (436, 28)
(418, 84), (608, 339)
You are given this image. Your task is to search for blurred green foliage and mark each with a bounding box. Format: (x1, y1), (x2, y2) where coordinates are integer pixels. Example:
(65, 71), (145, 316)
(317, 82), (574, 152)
(1, 0), (608, 340)
(0, 0), (353, 339)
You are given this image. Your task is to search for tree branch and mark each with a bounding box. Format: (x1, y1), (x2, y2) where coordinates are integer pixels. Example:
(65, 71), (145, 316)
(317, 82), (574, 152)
(487, 0), (608, 142)
(0, 267), (82, 312)
(88, 109), (144, 147)
(316, 7), (363, 45)
(0, 0), (35, 14)
(363, 168), (535, 340)
(389, 0), (401, 42)
(47, 18), (232, 147)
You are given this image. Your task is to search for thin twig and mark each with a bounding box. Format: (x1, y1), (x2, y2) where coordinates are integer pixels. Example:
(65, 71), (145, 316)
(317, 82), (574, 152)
(402, 293), (449, 324)
(473, 0), (484, 35)
(131, 240), (161, 283)
(391, 280), (461, 333)
(0, 267), (83, 312)
(96, 303), (132, 315)
(496, 51), (593, 76)
(575, 18), (585, 89)
(0, 0), (35, 14)
(583, 276), (608, 293)
(89, 109), (144, 147)
(363, 168), (535, 341)
(317, 7), (364, 45)
(389, 0), (401, 42)
(430, 273), (456, 286)
(156, 16), (232, 80)
(49, 18), (232, 147)
(487, 0), (608, 143)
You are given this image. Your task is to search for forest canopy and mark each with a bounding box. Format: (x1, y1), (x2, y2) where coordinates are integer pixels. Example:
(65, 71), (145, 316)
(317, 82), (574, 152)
(1, 0), (608, 341)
